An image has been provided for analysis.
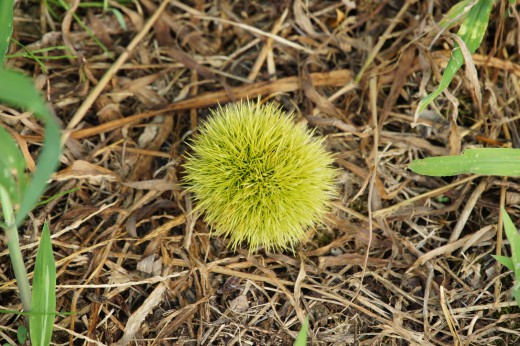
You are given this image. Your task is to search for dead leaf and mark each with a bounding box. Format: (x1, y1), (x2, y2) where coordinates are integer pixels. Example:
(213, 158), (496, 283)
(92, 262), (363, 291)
(122, 179), (181, 191)
(293, 0), (319, 37)
(119, 73), (168, 107)
(87, 10), (114, 47)
(450, 33), (482, 110)
(137, 255), (162, 276)
(54, 160), (121, 184)
(138, 116), (162, 148)
(228, 295), (249, 313)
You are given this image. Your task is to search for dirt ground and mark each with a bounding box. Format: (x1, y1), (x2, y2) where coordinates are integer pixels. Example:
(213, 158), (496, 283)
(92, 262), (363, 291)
(2, 0), (520, 345)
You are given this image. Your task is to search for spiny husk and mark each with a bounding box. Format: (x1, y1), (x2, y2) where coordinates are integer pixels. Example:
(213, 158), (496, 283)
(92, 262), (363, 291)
(183, 100), (337, 252)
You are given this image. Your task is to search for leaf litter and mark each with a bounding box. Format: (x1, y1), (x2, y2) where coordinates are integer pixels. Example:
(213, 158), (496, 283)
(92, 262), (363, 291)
(1, 1), (520, 345)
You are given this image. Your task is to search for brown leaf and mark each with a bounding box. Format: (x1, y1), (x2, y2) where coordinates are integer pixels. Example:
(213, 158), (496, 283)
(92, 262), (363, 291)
(141, 0), (174, 45)
(122, 179), (181, 191)
(54, 160), (121, 184)
(293, 0), (319, 37)
(119, 73), (168, 107)
(87, 10), (114, 47)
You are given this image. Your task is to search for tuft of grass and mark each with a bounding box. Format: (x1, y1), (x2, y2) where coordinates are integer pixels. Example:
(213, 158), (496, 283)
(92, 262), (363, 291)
(410, 148), (520, 308)
(7, 40), (76, 74)
(409, 0), (520, 311)
(414, 0), (493, 119)
(0, 70), (61, 343)
(183, 100), (337, 252)
(0, 3), (61, 343)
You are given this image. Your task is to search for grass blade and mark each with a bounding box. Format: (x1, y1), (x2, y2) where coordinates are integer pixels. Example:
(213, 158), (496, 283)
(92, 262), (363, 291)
(0, 70), (62, 225)
(492, 255), (514, 272)
(501, 209), (520, 279)
(500, 208), (520, 307)
(409, 148), (520, 176)
(294, 316), (309, 346)
(0, 126), (27, 207)
(0, 186), (31, 311)
(439, 0), (475, 30)
(29, 222), (56, 346)
(0, 0), (14, 67)
(457, 0), (493, 52)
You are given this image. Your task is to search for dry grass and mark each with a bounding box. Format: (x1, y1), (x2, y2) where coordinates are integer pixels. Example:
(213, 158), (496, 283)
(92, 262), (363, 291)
(1, 0), (520, 345)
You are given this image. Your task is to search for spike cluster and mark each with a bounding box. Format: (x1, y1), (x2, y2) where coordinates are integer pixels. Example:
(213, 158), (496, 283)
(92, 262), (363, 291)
(183, 100), (337, 252)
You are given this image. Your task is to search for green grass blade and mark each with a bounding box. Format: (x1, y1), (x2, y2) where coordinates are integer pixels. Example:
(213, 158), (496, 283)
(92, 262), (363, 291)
(409, 148), (520, 176)
(17, 325), (27, 344)
(500, 208), (520, 307)
(0, 0), (14, 67)
(513, 284), (520, 307)
(501, 209), (520, 278)
(0, 70), (62, 225)
(0, 308), (73, 317)
(35, 187), (80, 207)
(18, 118), (61, 225)
(0, 126), (27, 207)
(415, 0), (493, 116)
(439, 0), (473, 30)
(457, 0), (493, 52)
(0, 186), (31, 311)
(29, 222), (56, 346)
(492, 255), (515, 271)
(294, 316), (309, 346)
(110, 8), (127, 31)
(9, 38), (48, 73)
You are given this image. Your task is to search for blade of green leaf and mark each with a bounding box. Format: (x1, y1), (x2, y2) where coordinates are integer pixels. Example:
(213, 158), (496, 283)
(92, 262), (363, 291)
(0, 70), (62, 225)
(294, 316), (309, 346)
(35, 187), (80, 207)
(501, 208), (520, 279)
(492, 255), (515, 272)
(29, 222), (56, 346)
(409, 148), (520, 176)
(513, 282), (520, 308)
(0, 185), (31, 311)
(17, 325), (28, 344)
(0, 126), (27, 207)
(110, 9), (127, 31)
(438, 0), (475, 30)
(0, 0), (14, 67)
(415, 0), (493, 117)
(456, 0), (493, 52)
